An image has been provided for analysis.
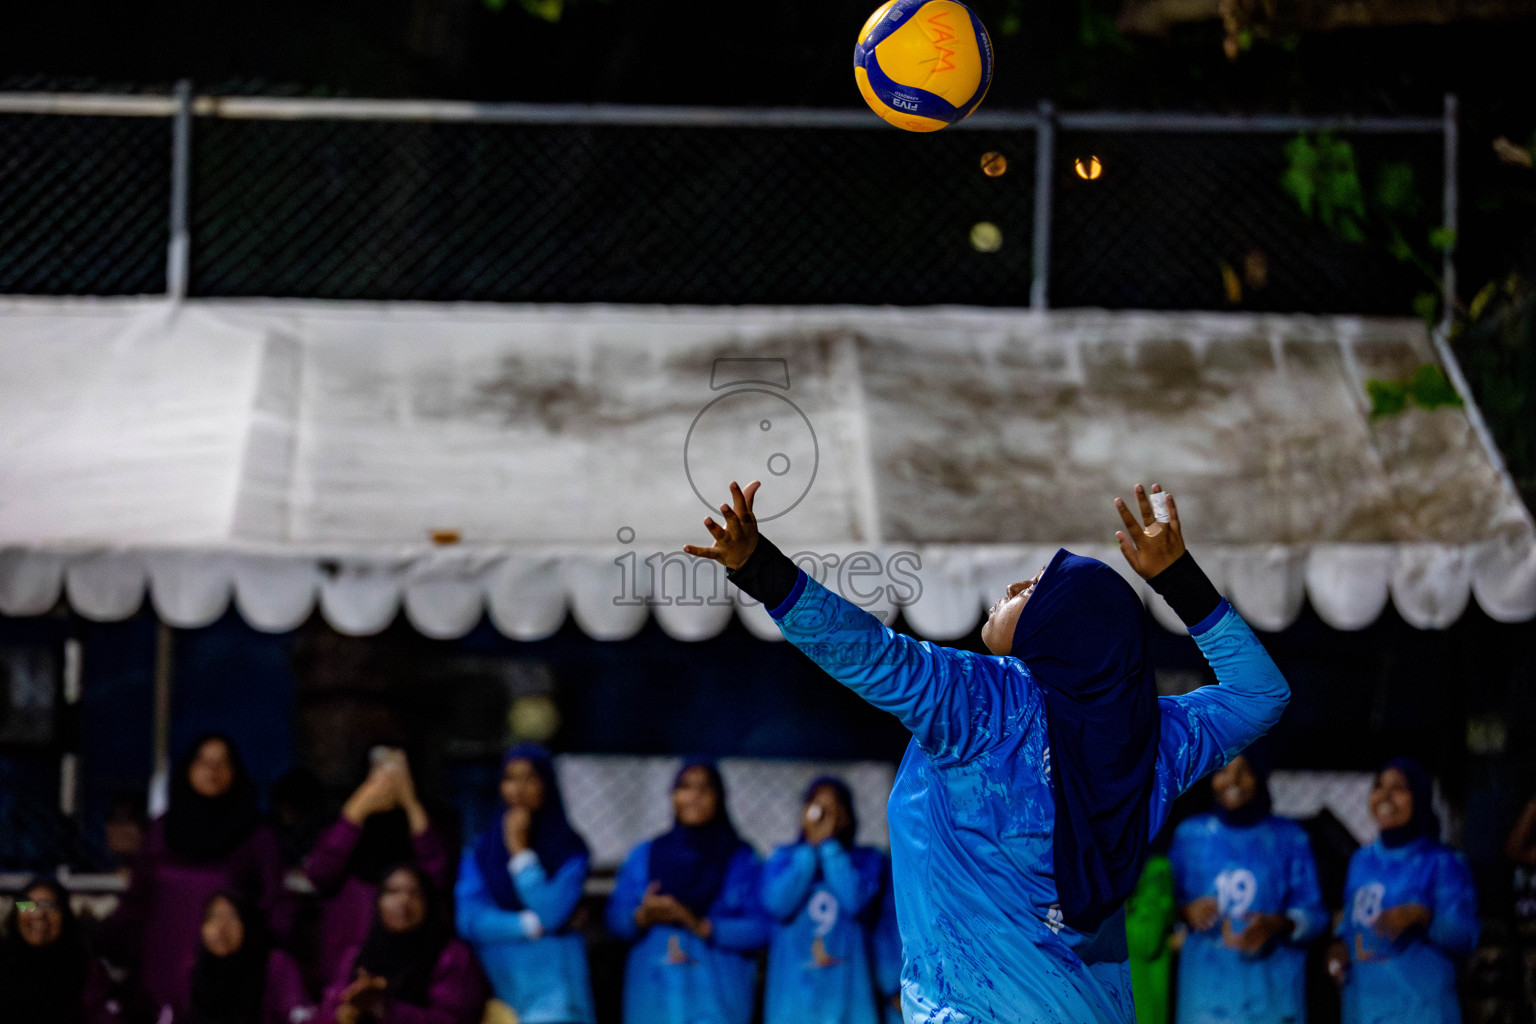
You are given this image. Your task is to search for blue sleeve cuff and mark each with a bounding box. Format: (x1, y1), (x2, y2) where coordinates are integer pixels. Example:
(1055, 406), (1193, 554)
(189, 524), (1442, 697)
(1189, 598), (1231, 638)
(768, 571), (808, 620)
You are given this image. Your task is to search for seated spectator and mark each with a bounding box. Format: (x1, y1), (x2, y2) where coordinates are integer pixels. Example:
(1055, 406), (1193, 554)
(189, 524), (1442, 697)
(761, 776), (883, 1024)
(606, 760), (767, 1024)
(96, 735), (286, 1016)
(1169, 750), (1326, 1024)
(1328, 757), (1479, 1024)
(456, 743), (595, 1024)
(0, 876), (88, 1024)
(181, 892), (312, 1024)
(306, 748), (449, 986)
(319, 865), (485, 1024)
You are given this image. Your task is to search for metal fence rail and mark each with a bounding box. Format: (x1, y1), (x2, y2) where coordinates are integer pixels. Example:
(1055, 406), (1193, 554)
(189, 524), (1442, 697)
(0, 89), (1456, 314)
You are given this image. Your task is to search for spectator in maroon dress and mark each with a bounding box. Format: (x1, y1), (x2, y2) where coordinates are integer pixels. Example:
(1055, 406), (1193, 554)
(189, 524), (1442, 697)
(96, 735), (286, 1016)
(304, 748), (451, 986)
(319, 865), (485, 1024)
(181, 892), (313, 1024)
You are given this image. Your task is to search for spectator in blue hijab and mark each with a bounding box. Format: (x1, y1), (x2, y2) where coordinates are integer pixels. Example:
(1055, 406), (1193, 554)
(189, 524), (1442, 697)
(685, 481), (1290, 1023)
(1328, 757), (1479, 1024)
(761, 775), (885, 1024)
(1169, 746), (1327, 1024)
(606, 760), (768, 1024)
(456, 743), (595, 1024)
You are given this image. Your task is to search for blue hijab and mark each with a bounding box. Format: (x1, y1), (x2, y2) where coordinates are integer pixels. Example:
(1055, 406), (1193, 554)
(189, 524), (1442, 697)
(648, 760), (748, 919)
(1378, 756), (1440, 848)
(1011, 548), (1161, 933)
(473, 743), (589, 912)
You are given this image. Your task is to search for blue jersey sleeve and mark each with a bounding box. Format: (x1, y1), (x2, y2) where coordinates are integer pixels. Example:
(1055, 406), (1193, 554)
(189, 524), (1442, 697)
(1426, 848), (1479, 957)
(1156, 601), (1290, 798)
(709, 848), (770, 953)
(605, 842), (651, 942)
(1167, 818), (1207, 906)
(513, 852), (588, 933)
(818, 842), (882, 917)
(761, 843), (817, 922)
(1281, 825), (1328, 944)
(774, 574), (1035, 762)
(456, 849), (540, 944)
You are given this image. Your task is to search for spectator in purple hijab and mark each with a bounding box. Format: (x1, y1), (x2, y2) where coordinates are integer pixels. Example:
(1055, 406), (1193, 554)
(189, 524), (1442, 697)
(305, 747), (451, 986)
(96, 735), (286, 1016)
(319, 864), (486, 1024)
(177, 892), (313, 1024)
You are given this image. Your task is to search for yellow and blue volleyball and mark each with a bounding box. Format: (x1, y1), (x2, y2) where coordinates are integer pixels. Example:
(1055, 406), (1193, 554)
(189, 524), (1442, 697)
(853, 0), (994, 133)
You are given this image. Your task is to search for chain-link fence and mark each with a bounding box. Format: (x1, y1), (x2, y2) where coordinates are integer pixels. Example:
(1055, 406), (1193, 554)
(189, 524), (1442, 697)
(0, 92), (1452, 314)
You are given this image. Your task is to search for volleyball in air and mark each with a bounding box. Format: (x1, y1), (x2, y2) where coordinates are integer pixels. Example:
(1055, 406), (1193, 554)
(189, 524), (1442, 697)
(854, 0), (994, 133)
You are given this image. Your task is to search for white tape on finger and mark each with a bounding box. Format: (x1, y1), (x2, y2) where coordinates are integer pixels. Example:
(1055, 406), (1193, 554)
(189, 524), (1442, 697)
(1152, 491), (1172, 524)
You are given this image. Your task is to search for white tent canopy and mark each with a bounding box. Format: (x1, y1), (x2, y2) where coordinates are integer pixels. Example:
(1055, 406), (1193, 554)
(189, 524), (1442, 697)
(1, 297), (1533, 640)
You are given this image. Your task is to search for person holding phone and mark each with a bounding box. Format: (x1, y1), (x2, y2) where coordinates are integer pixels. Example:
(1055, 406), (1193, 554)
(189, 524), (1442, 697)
(305, 747), (451, 986)
(684, 480), (1290, 1023)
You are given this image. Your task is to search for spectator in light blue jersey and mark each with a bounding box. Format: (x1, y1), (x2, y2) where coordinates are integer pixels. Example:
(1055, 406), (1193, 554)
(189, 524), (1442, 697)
(684, 480), (1291, 1024)
(1170, 748), (1326, 1024)
(761, 775), (885, 1024)
(1328, 758), (1479, 1024)
(456, 743), (595, 1024)
(869, 856), (904, 1024)
(606, 760), (769, 1024)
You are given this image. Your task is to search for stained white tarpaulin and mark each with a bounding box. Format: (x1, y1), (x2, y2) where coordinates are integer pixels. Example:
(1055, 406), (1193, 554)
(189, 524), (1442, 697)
(1, 297), (1533, 639)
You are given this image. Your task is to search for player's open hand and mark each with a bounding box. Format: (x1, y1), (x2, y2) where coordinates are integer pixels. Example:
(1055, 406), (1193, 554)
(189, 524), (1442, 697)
(683, 481), (762, 571)
(1114, 483), (1186, 580)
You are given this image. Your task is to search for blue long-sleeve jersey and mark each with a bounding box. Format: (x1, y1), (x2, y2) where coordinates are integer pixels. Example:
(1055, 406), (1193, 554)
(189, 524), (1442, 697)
(761, 839), (885, 1024)
(1339, 837), (1479, 1024)
(606, 840), (770, 1024)
(771, 574), (1290, 1024)
(1169, 813), (1326, 1024)
(455, 847), (596, 1024)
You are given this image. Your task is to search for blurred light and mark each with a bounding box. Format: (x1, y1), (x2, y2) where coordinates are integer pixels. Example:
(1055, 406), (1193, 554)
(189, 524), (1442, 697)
(980, 151), (1008, 177)
(509, 695), (561, 742)
(1073, 156), (1103, 180)
(969, 222), (1003, 252)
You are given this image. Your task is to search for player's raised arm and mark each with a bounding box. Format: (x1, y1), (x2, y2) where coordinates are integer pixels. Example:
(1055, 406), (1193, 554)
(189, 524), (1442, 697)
(685, 481), (1023, 762)
(1115, 484), (1291, 796)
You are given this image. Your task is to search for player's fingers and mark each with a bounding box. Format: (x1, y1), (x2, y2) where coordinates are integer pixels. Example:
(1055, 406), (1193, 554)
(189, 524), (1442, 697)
(1165, 493), (1182, 536)
(729, 480), (749, 520)
(703, 516), (727, 539)
(718, 503), (742, 531)
(1134, 483), (1157, 526)
(1115, 531), (1139, 566)
(742, 480), (761, 517)
(1115, 497), (1141, 536)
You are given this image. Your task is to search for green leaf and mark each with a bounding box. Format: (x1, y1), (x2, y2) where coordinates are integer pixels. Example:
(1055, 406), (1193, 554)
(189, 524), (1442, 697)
(1469, 281), (1498, 321)
(1374, 162), (1420, 217)
(1386, 229), (1414, 263)
(1406, 364), (1463, 410)
(518, 0), (564, 20)
(1367, 379), (1408, 418)
(1429, 226), (1457, 253)
(1412, 291), (1439, 326)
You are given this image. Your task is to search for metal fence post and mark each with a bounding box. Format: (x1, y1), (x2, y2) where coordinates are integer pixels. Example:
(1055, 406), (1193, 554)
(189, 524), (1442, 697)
(1441, 93), (1458, 336)
(1031, 101), (1055, 310)
(167, 79), (192, 300)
